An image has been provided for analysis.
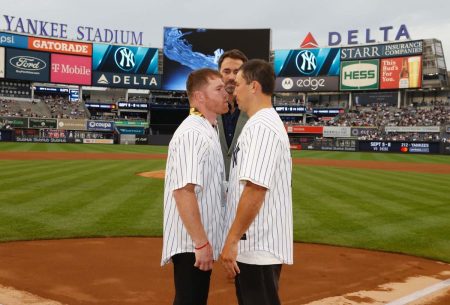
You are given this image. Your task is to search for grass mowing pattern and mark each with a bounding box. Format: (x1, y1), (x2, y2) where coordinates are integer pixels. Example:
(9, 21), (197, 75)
(0, 143), (449, 262)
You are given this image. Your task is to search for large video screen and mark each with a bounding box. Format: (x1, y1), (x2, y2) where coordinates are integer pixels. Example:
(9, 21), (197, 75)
(92, 44), (158, 74)
(274, 48), (340, 77)
(162, 27), (271, 91)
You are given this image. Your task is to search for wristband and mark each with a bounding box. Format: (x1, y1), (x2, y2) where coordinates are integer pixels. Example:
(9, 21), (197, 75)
(194, 241), (209, 250)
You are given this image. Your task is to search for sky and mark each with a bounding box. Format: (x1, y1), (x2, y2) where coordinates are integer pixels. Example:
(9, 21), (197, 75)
(1, 0), (450, 66)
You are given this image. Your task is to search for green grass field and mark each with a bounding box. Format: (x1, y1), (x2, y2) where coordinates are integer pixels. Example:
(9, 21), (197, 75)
(0, 143), (449, 263)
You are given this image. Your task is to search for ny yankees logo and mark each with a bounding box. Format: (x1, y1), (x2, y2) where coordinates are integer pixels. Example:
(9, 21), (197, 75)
(232, 143), (240, 168)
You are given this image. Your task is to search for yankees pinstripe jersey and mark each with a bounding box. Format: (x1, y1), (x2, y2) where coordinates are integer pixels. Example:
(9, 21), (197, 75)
(161, 115), (225, 266)
(224, 107), (293, 264)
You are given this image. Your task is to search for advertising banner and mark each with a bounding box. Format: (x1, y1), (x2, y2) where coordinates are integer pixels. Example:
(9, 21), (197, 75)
(315, 138), (357, 151)
(341, 40), (423, 60)
(83, 139), (114, 144)
(312, 108), (344, 115)
(380, 56), (422, 89)
(0, 47), (4, 78)
(114, 120), (149, 127)
(28, 37), (92, 56)
(275, 76), (339, 92)
(323, 126), (351, 138)
(274, 48), (340, 77)
(29, 118), (57, 129)
(57, 119), (87, 130)
(340, 59), (379, 91)
(92, 71), (160, 89)
(50, 54), (91, 85)
(5, 48), (50, 82)
(350, 127), (378, 137)
(0, 130), (14, 141)
(117, 127), (145, 134)
(69, 89), (79, 102)
(286, 126), (323, 134)
(274, 106), (306, 114)
(384, 126), (440, 133)
(352, 91), (398, 106)
(162, 27), (270, 91)
(0, 117), (28, 128)
(359, 140), (440, 154)
(93, 44), (158, 74)
(117, 101), (149, 110)
(86, 120), (114, 131)
(0, 32), (28, 49)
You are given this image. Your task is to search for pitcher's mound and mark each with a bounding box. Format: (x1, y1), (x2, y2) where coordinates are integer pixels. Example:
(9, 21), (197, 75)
(137, 170), (165, 179)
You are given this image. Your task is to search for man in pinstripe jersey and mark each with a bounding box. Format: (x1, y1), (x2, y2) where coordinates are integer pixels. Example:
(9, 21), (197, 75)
(161, 68), (229, 305)
(221, 59), (293, 305)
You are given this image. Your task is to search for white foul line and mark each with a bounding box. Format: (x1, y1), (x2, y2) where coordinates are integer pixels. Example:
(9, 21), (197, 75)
(386, 278), (450, 305)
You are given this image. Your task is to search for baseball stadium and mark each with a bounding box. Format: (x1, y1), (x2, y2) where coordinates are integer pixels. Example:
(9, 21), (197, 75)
(0, 13), (450, 305)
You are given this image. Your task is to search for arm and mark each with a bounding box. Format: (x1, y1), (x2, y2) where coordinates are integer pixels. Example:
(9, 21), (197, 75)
(173, 183), (213, 271)
(220, 181), (267, 278)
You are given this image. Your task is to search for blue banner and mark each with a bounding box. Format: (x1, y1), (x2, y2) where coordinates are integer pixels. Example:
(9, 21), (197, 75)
(92, 44), (158, 74)
(0, 32), (28, 49)
(86, 120), (114, 131)
(274, 48), (340, 77)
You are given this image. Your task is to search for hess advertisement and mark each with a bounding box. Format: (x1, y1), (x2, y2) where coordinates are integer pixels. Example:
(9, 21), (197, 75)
(340, 59), (379, 91)
(379, 56), (422, 89)
(51, 54), (92, 85)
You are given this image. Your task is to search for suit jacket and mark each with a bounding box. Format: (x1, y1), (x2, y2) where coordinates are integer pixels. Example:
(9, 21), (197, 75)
(217, 111), (249, 180)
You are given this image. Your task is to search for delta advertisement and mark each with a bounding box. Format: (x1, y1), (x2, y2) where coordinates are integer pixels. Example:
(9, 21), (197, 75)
(379, 56), (422, 89)
(50, 54), (92, 85)
(0, 47), (4, 78)
(274, 48), (340, 92)
(92, 44), (159, 89)
(162, 27), (271, 91)
(5, 48), (50, 82)
(340, 59), (379, 91)
(28, 37), (92, 56)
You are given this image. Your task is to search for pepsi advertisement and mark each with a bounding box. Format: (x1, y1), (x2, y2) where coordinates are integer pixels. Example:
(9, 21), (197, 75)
(92, 44), (158, 74)
(162, 27), (271, 91)
(274, 48), (340, 77)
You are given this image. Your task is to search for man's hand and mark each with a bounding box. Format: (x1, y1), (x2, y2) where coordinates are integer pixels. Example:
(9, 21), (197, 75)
(194, 242), (214, 271)
(220, 239), (240, 278)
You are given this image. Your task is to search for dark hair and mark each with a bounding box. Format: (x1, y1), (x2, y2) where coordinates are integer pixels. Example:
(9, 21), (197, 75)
(218, 49), (248, 70)
(186, 68), (222, 99)
(239, 59), (275, 95)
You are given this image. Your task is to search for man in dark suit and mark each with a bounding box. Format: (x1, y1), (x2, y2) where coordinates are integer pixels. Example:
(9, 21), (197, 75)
(217, 49), (248, 180)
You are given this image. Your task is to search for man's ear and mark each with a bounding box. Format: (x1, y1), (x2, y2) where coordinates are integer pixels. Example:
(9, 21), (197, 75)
(250, 81), (260, 94)
(193, 90), (204, 105)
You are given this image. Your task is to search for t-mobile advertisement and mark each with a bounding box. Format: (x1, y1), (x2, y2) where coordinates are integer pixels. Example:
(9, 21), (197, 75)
(50, 54), (92, 85)
(380, 56), (422, 89)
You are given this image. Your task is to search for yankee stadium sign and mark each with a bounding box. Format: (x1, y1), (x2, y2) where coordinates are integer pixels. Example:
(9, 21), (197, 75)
(2, 14), (144, 46)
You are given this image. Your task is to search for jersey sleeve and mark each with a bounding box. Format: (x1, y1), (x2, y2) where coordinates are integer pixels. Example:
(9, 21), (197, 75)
(169, 130), (208, 193)
(238, 125), (281, 189)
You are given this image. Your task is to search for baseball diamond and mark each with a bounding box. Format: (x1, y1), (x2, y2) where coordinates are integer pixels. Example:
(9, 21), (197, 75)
(0, 143), (449, 304)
